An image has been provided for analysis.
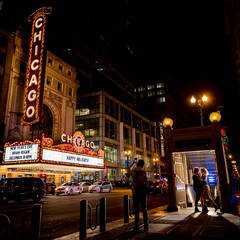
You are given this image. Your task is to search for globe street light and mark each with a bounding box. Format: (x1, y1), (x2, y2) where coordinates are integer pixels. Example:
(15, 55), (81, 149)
(190, 94), (208, 126)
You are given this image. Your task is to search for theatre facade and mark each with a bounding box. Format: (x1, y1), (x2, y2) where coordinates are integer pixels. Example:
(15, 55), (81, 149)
(1, 131), (105, 185)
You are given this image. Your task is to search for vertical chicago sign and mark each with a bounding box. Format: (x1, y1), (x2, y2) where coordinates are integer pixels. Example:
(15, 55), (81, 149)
(22, 7), (52, 125)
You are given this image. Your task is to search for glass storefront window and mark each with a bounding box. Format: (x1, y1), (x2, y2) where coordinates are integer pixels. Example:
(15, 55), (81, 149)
(104, 143), (119, 164)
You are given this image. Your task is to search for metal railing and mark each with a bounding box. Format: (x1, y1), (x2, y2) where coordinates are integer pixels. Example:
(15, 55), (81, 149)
(80, 197), (106, 240)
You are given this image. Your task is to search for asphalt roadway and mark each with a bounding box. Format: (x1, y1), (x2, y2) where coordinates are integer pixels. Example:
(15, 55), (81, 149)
(0, 188), (168, 240)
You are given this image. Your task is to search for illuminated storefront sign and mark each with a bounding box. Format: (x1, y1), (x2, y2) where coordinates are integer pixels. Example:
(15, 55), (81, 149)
(61, 132), (95, 150)
(22, 7), (52, 125)
(42, 149), (104, 167)
(2, 131), (104, 169)
(4, 144), (39, 162)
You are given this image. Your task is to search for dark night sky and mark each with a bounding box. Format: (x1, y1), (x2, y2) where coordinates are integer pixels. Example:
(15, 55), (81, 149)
(1, 0), (239, 150)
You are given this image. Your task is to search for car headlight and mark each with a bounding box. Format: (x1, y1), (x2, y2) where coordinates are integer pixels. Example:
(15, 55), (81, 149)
(65, 187), (69, 191)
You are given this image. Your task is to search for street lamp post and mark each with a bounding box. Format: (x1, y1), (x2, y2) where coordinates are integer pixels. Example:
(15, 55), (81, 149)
(190, 95), (208, 126)
(163, 117), (178, 212)
(125, 150), (132, 182)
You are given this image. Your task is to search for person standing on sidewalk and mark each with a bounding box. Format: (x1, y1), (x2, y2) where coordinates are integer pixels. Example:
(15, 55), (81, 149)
(200, 167), (218, 212)
(192, 167), (203, 212)
(130, 159), (149, 231)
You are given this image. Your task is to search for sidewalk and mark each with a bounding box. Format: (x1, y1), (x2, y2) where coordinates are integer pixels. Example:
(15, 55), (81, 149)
(55, 202), (240, 240)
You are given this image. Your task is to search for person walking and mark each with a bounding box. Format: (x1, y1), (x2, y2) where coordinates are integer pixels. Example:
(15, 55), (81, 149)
(200, 167), (218, 212)
(130, 159), (149, 231)
(192, 167), (203, 212)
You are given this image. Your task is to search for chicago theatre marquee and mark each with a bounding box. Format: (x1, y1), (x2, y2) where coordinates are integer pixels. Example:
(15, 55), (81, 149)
(0, 7), (105, 184)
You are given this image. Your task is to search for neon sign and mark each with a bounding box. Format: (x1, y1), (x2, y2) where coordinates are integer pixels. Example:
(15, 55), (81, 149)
(22, 7), (52, 125)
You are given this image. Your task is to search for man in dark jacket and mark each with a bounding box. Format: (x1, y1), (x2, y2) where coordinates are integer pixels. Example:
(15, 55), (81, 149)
(130, 159), (148, 231)
(192, 167), (203, 212)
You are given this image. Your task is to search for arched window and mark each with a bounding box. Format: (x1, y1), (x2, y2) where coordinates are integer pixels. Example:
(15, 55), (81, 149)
(30, 105), (53, 140)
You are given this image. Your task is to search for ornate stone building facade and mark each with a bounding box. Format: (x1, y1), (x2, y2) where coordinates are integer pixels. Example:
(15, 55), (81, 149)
(3, 31), (79, 144)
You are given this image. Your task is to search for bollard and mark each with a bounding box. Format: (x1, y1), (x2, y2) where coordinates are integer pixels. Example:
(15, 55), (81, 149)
(0, 214), (10, 239)
(99, 197), (106, 232)
(30, 204), (42, 240)
(80, 199), (88, 240)
(124, 195), (129, 223)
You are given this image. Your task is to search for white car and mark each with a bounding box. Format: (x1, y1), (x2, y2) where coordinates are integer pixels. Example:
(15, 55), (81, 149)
(55, 182), (83, 195)
(88, 181), (112, 193)
(79, 182), (92, 192)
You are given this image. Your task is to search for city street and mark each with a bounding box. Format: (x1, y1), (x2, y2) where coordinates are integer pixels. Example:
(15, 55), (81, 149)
(0, 188), (168, 240)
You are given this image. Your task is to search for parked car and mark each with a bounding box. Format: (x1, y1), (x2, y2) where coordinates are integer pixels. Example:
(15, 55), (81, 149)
(0, 177), (45, 203)
(55, 182), (83, 195)
(88, 181), (112, 193)
(149, 180), (168, 194)
(79, 182), (92, 192)
(46, 182), (56, 195)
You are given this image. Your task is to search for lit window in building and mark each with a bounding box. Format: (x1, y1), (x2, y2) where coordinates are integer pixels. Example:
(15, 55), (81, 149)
(147, 84), (154, 90)
(104, 143), (119, 164)
(157, 90), (165, 95)
(158, 96), (165, 103)
(79, 108), (90, 116)
(57, 81), (62, 91)
(157, 83), (165, 88)
(148, 91), (155, 97)
(138, 86), (146, 92)
(46, 76), (52, 86)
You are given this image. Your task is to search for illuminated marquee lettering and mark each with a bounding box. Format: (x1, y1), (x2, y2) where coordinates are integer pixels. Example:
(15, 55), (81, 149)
(22, 7), (52, 125)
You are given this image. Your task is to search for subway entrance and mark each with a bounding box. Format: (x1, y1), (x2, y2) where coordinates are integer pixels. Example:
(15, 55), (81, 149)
(172, 150), (219, 208)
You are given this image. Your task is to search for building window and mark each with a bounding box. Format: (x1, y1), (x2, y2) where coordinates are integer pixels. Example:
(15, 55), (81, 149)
(58, 64), (63, 71)
(105, 97), (119, 120)
(75, 118), (99, 137)
(157, 90), (165, 95)
(76, 96), (100, 115)
(76, 108), (90, 116)
(20, 61), (26, 73)
(124, 127), (132, 145)
(48, 58), (53, 65)
(147, 84), (154, 90)
(146, 137), (150, 151)
(138, 86), (145, 92)
(104, 143), (119, 164)
(46, 76), (52, 86)
(157, 83), (165, 88)
(120, 107), (131, 125)
(69, 87), (73, 96)
(136, 132), (142, 148)
(148, 91), (155, 97)
(133, 115), (142, 130)
(57, 81), (62, 91)
(105, 119), (117, 140)
(68, 70), (72, 76)
(158, 96), (165, 103)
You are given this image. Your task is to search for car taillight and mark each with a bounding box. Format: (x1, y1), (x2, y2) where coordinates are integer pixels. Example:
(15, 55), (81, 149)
(156, 186), (160, 188)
